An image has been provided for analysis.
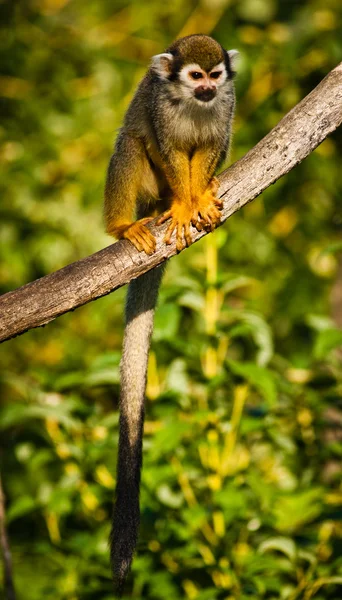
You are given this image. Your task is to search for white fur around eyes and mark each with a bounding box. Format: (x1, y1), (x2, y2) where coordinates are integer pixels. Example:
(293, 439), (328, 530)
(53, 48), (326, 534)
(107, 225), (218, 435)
(209, 61), (227, 84)
(179, 63), (203, 87)
(179, 61), (227, 88)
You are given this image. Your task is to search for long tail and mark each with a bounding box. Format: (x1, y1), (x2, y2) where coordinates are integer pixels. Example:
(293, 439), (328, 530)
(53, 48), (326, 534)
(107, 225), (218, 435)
(110, 265), (164, 594)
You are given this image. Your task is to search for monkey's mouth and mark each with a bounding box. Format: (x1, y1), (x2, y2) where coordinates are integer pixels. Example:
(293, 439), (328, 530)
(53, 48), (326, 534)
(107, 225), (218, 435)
(194, 88), (216, 102)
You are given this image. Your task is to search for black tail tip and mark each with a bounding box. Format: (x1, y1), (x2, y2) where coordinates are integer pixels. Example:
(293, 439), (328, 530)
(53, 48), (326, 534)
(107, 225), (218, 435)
(111, 549), (133, 598)
(113, 576), (125, 599)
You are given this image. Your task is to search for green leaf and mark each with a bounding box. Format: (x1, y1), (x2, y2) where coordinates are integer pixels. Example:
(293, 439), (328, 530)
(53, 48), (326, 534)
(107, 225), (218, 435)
(7, 496), (37, 523)
(314, 328), (342, 359)
(258, 537), (297, 561)
(222, 275), (256, 295)
(320, 241), (342, 255)
(227, 360), (277, 405)
(0, 402), (80, 430)
(83, 367), (120, 387)
(165, 358), (189, 395)
(227, 311), (274, 366)
(154, 303), (181, 341)
(214, 485), (248, 523)
(156, 484), (183, 508)
(272, 489), (323, 532)
(149, 420), (192, 459)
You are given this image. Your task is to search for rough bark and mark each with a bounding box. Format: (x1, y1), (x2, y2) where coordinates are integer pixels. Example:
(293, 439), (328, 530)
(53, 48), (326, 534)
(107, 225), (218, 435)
(0, 62), (341, 344)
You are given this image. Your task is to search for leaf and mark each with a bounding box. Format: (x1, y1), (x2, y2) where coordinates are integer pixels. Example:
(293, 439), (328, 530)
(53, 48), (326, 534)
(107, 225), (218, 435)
(165, 358), (189, 395)
(0, 402), (80, 430)
(227, 360), (277, 405)
(272, 489), (323, 532)
(314, 328), (342, 359)
(227, 311), (274, 366)
(222, 275), (256, 295)
(83, 367), (120, 387)
(154, 303), (181, 341)
(214, 485), (248, 522)
(156, 484), (183, 508)
(306, 314), (335, 331)
(320, 240), (342, 255)
(196, 589), (219, 600)
(178, 290), (205, 311)
(258, 537), (297, 561)
(7, 496), (37, 523)
(149, 420), (192, 459)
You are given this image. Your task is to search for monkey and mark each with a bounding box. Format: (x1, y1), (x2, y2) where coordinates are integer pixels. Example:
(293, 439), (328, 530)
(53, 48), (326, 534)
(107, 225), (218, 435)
(104, 34), (238, 593)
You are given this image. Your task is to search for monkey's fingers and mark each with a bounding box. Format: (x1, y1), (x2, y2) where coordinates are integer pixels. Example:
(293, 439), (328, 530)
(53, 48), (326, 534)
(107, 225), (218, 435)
(199, 214), (215, 232)
(134, 232), (156, 254)
(128, 235), (155, 255)
(199, 202), (222, 227)
(183, 222), (192, 247)
(205, 211), (221, 228)
(176, 222), (185, 252)
(157, 210), (172, 226)
(128, 237), (145, 253)
(214, 197), (223, 209)
(140, 217), (154, 226)
(164, 219), (177, 245)
(191, 214), (205, 232)
(122, 222), (156, 255)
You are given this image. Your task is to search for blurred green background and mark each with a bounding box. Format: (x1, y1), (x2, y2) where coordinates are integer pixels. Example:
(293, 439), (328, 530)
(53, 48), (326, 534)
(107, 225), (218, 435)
(0, 1), (342, 599)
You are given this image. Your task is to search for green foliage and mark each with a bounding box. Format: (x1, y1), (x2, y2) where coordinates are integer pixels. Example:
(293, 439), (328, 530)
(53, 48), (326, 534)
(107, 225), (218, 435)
(1, 0), (342, 599)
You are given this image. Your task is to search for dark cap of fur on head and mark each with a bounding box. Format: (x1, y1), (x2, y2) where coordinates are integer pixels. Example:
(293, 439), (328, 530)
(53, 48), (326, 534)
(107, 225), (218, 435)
(166, 34), (234, 80)
(166, 35), (224, 71)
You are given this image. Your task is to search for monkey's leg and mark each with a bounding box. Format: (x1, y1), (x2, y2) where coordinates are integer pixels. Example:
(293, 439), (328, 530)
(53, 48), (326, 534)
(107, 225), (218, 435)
(190, 148), (223, 232)
(104, 133), (156, 254)
(157, 150), (194, 251)
(111, 264), (165, 593)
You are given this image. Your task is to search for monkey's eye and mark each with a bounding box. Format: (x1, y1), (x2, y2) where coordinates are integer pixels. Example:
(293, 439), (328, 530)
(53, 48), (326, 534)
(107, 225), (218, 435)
(190, 72), (203, 80)
(210, 71), (222, 79)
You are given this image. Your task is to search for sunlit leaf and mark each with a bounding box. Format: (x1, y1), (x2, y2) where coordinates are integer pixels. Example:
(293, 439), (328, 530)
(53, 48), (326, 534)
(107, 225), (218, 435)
(272, 489), (323, 532)
(258, 537), (297, 561)
(314, 328), (342, 359)
(7, 496), (37, 523)
(227, 359), (277, 405)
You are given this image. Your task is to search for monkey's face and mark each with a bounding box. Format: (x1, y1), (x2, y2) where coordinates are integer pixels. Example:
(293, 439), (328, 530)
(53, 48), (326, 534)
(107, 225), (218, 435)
(151, 38), (238, 110)
(177, 62), (227, 105)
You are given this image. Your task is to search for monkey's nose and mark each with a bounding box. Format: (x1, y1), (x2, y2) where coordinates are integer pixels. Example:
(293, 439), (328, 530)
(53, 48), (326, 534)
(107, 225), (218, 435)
(194, 86), (216, 102)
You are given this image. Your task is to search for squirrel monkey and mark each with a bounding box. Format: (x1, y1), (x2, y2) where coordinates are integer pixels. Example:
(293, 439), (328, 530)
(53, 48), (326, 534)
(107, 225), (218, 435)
(104, 34), (237, 592)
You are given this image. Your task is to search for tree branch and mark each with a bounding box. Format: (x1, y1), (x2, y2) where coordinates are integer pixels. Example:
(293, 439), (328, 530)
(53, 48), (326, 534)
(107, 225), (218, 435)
(0, 63), (341, 344)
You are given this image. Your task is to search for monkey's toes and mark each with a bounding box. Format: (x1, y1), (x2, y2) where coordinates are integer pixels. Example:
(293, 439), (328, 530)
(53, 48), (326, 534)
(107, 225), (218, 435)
(162, 203), (193, 250)
(176, 221), (192, 251)
(157, 210), (172, 226)
(191, 215), (206, 232)
(191, 200), (221, 232)
(164, 219), (191, 250)
(214, 197), (223, 209)
(123, 221), (156, 255)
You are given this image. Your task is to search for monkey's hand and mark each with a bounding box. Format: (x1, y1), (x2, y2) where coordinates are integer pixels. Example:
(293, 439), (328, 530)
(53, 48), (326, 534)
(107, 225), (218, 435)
(157, 199), (193, 252)
(191, 177), (223, 232)
(115, 218), (156, 254)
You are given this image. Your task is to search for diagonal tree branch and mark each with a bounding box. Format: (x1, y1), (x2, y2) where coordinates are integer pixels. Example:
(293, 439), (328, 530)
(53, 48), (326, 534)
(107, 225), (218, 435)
(0, 63), (341, 344)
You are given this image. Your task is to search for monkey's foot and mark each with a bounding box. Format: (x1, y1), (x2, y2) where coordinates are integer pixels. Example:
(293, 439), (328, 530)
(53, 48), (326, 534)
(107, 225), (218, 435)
(192, 178), (223, 232)
(157, 201), (193, 252)
(116, 218), (156, 254)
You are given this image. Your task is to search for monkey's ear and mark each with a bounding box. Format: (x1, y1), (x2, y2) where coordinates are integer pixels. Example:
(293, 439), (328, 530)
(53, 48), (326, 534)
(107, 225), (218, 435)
(151, 53), (174, 79)
(226, 49), (239, 76)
